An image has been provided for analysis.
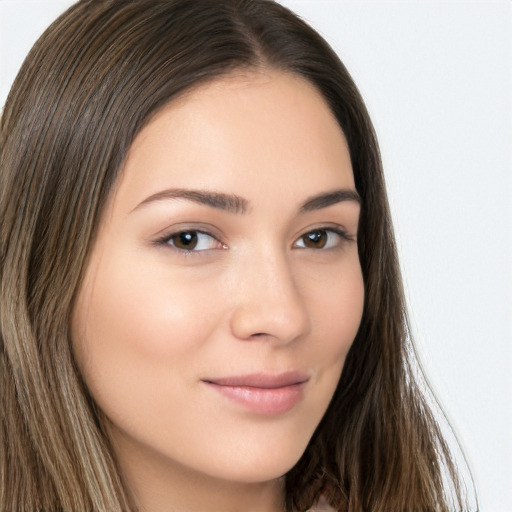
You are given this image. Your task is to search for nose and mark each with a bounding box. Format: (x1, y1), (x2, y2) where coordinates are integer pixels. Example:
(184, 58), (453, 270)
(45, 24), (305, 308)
(229, 249), (311, 344)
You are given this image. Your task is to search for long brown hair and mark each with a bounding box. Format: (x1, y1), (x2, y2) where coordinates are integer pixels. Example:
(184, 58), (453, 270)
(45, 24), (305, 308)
(1, 1), (474, 510)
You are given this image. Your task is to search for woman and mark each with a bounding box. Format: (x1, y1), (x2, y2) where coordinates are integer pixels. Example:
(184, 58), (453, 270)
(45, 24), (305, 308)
(0, 1), (473, 511)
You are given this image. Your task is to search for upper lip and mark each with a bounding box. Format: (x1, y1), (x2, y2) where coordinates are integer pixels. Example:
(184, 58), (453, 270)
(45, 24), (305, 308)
(203, 371), (310, 389)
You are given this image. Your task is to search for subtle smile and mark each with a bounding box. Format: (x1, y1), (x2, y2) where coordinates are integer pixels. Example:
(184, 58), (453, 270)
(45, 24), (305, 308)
(202, 372), (310, 415)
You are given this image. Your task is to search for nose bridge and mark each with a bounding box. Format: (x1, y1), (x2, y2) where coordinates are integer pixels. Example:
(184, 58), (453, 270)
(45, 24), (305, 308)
(229, 244), (311, 343)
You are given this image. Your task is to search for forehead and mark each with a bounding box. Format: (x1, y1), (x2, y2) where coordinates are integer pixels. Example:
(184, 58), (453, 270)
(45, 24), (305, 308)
(114, 69), (354, 212)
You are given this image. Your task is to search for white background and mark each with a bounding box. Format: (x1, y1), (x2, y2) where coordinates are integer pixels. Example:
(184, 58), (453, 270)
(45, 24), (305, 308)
(1, 1), (510, 510)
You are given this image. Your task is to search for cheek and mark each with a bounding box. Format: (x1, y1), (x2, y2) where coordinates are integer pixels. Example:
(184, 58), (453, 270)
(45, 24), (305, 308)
(70, 250), (222, 417)
(307, 260), (364, 366)
(74, 253), (216, 355)
(333, 270), (364, 351)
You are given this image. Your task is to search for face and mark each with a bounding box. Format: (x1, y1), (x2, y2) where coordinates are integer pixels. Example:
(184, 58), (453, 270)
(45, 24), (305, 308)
(72, 71), (364, 490)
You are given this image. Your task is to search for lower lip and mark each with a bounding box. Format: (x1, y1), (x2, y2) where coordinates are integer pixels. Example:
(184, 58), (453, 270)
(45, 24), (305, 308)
(205, 382), (305, 415)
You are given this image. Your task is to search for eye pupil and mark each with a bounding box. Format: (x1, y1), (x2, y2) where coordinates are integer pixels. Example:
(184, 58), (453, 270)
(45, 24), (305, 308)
(304, 230), (327, 248)
(172, 231), (198, 249)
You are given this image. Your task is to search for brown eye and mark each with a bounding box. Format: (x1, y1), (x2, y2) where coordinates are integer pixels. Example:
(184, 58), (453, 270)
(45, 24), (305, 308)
(163, 230), (224, 252)
(294, 228), (348, 250)
(170, 231), (198, 250)
(302, 229), (328, 248)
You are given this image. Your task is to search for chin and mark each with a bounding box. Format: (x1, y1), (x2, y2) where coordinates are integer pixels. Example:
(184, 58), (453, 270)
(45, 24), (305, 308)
(202, 435), (310, 484)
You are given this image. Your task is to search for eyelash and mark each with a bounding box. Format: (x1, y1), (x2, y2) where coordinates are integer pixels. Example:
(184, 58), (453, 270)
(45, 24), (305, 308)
(154, 227), (353, 254)
(293, 227), (353, 249)
(154, 230), (225, 253)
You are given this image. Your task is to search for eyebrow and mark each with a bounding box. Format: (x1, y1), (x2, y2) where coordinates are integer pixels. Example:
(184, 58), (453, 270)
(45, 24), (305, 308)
(132, 188), (249, 214)
(131, 187), (360, 215)
(299, 189), (361, 213)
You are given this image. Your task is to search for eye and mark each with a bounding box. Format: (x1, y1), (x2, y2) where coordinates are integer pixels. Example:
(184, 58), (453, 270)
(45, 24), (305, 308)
(294, 228), (349, 250)
(164, 230), (224, 251)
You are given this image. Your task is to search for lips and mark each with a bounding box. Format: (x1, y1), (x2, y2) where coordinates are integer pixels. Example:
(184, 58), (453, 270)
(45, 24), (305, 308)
(203, 371), (309, 415)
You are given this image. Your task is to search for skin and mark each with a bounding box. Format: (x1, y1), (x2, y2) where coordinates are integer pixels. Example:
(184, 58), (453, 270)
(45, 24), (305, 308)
(71, 70), (364, 512)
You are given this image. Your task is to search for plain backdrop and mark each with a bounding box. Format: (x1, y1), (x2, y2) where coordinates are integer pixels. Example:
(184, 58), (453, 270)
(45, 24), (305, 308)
(1, 1), (511, 511)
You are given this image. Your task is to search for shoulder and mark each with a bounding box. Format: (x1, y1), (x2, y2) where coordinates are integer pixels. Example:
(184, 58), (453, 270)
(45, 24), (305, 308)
(308, 495), (337, 511)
